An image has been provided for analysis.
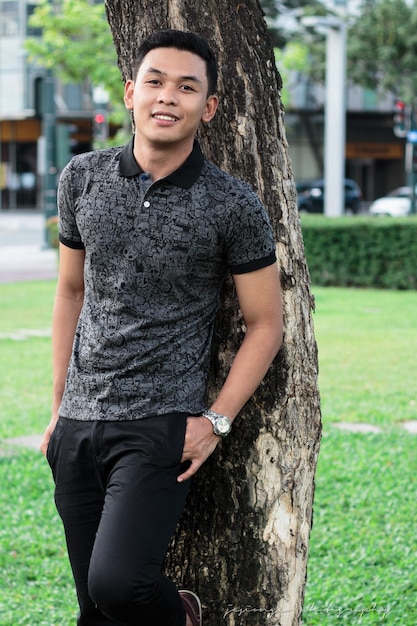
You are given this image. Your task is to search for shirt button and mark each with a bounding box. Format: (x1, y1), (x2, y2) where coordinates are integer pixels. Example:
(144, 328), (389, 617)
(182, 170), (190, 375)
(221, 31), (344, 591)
(143, 201), (150, 208)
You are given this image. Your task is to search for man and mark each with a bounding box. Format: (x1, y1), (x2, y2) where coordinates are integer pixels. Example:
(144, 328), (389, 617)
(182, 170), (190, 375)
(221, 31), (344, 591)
(41, 29), (283, 626)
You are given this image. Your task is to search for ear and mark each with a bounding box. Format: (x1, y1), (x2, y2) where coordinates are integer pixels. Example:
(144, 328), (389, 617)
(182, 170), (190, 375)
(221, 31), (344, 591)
(124, 80), (135, 110)
(202, 95), (219, 123)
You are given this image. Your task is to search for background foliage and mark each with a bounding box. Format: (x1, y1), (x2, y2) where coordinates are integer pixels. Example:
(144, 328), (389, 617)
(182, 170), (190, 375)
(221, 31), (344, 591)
(347, 0), (417, 102)
(301, 216), (417, 289)
(25, 0), (125, 128)
(26, 0), (417, 121)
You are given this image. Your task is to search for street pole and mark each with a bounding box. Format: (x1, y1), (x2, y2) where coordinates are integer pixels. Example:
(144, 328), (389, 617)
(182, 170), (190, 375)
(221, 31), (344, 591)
(42, 69), (57, 246)
(410, 105), (417, 215)
(409, 145), (416, 215)
(324, 10), (347, 217)
(303, 5), (348, 217)
(405, 126), (417, 215)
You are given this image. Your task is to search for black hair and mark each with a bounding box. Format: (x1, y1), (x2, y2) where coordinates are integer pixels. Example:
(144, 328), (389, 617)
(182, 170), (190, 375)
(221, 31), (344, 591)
(132, 29), (218, 96)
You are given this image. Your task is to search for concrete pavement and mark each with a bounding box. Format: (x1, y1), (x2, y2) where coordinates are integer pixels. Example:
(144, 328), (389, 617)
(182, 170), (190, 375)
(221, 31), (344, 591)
(0, 211), (58, 283)
(0, 211), (56, 454)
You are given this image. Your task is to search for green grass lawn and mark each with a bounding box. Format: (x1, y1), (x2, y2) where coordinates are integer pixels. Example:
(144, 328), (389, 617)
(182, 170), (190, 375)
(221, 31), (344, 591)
(313, 287), (417, 428)
(0, 452), (76, 625)
(0, 281), (55, 439)
(303, 429), (417, 624)
(0, 281), (416, 624)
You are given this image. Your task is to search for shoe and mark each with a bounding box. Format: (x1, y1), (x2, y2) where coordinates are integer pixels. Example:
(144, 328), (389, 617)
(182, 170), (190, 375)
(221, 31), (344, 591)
(179, 589), (202, 626)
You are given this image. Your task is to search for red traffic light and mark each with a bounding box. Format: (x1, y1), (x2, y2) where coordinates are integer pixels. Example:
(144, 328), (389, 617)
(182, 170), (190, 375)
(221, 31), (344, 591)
(93, 110), (108, 141)
(393, 100), (407, 138)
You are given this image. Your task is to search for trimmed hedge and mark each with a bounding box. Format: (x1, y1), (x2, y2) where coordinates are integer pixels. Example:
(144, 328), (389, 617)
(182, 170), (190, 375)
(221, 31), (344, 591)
(300, 215), (417, 289)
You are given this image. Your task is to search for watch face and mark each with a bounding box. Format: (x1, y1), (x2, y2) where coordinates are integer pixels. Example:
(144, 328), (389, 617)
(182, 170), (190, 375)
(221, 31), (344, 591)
(216, 417), (231, 435)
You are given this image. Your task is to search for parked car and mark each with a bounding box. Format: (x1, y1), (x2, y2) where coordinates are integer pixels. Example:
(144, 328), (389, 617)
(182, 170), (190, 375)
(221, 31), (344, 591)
(368, 187), (413, 217)
(296, 178), (363, 214)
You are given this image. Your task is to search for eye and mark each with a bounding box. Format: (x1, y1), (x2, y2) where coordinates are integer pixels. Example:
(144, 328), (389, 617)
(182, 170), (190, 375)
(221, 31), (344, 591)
(147, 79), (161, 86)
(180, 84), (195, 92)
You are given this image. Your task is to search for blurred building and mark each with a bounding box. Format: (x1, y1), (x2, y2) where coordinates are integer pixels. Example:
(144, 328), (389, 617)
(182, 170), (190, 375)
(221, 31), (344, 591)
(284, 72), (405, 203)
(1, 0), (405, 210)
(0, 0), (93, 211)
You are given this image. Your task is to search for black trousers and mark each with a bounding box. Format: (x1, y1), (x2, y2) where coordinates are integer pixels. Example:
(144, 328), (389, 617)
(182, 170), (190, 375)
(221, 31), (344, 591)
(47, 414), (190, 626)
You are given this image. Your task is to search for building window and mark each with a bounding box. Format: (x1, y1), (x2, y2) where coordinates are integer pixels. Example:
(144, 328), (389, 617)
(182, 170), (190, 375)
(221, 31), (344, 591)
(26, 2), (41, 36)
(0, 0), (20, 37)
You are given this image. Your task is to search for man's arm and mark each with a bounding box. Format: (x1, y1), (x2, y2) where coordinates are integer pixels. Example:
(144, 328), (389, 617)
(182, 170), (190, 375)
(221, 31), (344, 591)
(178, 262), (283, 481)
(209, 262), (283, 418)
(40, 244), (85, 456)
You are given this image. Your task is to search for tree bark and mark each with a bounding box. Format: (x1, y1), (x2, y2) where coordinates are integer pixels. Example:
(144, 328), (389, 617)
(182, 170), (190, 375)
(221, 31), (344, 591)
(104, 2), (321, 624)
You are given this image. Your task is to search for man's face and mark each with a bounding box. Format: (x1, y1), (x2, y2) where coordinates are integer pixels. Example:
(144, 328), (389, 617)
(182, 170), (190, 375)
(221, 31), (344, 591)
(124, 47), (218, 150)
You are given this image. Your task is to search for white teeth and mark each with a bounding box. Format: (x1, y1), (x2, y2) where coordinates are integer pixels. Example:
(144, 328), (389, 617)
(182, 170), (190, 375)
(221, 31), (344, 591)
(154, 114), (176, 121)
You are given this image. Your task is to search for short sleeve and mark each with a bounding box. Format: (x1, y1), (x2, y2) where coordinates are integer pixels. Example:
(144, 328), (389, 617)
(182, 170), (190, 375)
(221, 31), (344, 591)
(58, 161), (85, 249)
(225, 188), (277, 274)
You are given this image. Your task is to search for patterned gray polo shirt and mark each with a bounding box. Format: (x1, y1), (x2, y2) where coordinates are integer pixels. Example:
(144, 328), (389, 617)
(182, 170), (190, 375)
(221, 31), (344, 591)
(58, 138), (276, 421)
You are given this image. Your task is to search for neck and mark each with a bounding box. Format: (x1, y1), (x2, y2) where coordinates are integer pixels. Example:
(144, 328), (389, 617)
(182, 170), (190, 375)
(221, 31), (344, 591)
(132, 136), (194, 181)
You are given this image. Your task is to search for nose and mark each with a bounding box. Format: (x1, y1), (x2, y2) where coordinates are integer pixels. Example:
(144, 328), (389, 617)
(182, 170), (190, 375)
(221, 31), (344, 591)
(157, 85), (178, 105)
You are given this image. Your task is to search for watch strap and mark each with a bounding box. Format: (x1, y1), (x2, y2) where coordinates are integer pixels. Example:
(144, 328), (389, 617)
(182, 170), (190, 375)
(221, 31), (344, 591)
(202, 409), (232, 437)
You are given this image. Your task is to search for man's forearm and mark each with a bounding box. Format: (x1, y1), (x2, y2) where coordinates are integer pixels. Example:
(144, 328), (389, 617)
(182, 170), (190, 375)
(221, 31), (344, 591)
(41, 245), (85, 456)
(52, 292), (84, 418)
(209, 322), (283, 422)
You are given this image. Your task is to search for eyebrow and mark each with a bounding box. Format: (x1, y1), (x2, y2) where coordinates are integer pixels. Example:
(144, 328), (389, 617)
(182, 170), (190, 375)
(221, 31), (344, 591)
(145, 67), (203, 85)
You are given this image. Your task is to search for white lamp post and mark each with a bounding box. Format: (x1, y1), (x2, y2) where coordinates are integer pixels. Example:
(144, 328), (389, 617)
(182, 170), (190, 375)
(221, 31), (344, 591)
(324, 16), (347, 217)
(302, 6), (347, 217)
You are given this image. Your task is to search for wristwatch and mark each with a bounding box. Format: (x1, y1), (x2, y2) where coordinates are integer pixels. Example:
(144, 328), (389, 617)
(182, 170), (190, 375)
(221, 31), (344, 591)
(202, 409), (232, 437)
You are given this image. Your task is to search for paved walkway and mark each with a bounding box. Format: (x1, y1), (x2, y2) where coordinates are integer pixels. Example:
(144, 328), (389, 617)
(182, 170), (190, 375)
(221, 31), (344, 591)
(0, 212), (58, 283)
(3, 434), (43, 451)
(0, 211), (56, 455)
(332, 421), (417, 434)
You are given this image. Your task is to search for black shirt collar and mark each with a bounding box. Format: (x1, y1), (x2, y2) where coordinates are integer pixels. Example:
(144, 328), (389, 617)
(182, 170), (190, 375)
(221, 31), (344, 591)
(119, 136), (205, 189)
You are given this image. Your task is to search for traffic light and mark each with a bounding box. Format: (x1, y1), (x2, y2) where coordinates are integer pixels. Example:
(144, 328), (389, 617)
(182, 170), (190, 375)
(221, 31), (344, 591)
(93, 110), (108, 142)
(393, 100), (407, 138)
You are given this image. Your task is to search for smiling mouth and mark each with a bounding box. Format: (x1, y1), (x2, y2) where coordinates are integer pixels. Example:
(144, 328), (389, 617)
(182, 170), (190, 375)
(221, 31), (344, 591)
(153, 114), (179, 122)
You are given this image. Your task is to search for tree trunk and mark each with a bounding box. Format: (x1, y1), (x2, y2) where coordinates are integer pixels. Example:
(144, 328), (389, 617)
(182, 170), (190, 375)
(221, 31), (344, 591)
(104, 2), (321, 624)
